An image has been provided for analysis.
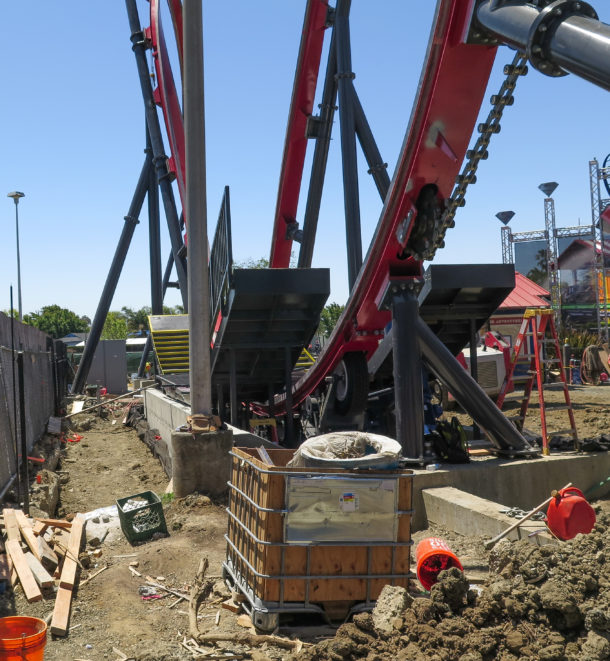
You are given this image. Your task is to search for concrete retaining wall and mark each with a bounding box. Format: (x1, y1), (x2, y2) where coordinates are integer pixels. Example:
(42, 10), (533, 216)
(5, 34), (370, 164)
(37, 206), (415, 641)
(143, 388), (277, 490)
(144, 389), (610, 526)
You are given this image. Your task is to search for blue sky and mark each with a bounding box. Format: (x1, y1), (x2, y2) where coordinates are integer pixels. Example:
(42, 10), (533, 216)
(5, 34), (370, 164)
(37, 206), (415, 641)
(1, 2), (610, 319)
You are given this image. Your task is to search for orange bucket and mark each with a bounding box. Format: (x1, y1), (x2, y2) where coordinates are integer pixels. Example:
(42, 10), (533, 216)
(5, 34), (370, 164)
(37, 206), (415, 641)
(415, 537), (463, 591)
(0, 617), (47, 661)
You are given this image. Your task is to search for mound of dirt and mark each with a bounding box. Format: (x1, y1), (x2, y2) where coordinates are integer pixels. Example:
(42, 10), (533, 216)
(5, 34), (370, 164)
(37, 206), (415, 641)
(295, 507), (610, 661)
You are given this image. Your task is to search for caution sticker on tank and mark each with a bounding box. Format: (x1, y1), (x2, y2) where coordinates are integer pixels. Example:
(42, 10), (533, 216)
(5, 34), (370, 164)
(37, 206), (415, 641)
(339, 492), (359, 512)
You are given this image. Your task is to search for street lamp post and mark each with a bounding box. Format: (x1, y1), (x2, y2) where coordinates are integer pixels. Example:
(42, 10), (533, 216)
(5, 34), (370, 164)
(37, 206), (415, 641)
(7, 191), (25, 321)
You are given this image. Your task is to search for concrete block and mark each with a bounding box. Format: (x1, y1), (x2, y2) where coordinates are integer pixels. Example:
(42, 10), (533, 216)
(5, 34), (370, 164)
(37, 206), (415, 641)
(171, 429), (234, 497)
(422, 486), (554, 545)
(410, 452), (610, 531)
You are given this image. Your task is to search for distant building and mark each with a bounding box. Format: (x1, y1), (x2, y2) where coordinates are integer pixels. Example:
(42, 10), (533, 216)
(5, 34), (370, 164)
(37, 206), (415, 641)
(489, 272), (550, 347)
(57, 332), (89, 347)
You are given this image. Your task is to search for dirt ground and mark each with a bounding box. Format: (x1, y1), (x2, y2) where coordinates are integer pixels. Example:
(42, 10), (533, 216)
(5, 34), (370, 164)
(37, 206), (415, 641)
(453, 383), (610, 443)
(0, 384), (609, 660)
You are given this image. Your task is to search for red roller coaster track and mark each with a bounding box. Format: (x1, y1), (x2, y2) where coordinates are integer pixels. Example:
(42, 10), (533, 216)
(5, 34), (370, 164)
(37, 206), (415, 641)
(149, 0), (498, 414)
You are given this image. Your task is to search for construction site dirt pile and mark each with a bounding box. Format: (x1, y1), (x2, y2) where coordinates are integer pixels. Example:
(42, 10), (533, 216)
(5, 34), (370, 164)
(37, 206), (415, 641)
(294, 506), (610, 661)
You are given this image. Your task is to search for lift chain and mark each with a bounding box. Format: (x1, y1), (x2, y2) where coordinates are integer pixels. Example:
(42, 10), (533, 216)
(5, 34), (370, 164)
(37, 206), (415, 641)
(409, 51), (528, 262)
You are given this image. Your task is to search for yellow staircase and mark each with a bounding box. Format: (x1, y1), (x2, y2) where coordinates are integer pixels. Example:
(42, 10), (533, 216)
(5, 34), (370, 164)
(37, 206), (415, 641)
(148, 315), (189, 374)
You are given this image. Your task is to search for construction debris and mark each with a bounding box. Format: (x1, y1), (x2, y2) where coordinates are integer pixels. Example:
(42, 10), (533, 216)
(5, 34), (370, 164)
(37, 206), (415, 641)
(1, 508), (86, 635)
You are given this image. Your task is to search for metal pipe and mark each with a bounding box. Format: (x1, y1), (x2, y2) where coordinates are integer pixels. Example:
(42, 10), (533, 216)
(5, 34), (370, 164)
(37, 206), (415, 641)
(476, 1), (610, 92)
(125, 0), (188, 307)
(392, 291), (424, 460)
(72, 158), (149, 394)
(10, 285), (20, 503)
(469, 318), (481, 441)
(184, 0), (212, 416)
(17, 351), (29, 514)
(417, 317), (535, 453)
(284, 346), (295, 447)
(335, 0), (362, 290)
(229, 348), (238, 426)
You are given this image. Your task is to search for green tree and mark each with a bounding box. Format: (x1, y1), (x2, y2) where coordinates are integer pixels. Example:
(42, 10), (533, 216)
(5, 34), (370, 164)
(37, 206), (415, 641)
(23, 305), (89, 339)
(527, 249), (548, 286)
(121, 306), (151, 332)
(101, 311), (128, 340)
(318, 302), (345, 338)
(234, 257), (270, 269)
(2, 309), (19, 319)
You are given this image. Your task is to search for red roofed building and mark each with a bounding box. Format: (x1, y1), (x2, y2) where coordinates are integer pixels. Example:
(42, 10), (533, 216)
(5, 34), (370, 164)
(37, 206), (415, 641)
(488, 272), (550, 348)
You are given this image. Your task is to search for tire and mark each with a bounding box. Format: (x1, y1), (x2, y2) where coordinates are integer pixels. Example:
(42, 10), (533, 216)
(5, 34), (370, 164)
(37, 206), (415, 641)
(333, 353), (369, 416)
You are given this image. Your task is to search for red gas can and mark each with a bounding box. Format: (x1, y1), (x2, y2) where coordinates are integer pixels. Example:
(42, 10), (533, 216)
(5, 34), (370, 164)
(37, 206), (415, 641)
(546, 486), (596, 541)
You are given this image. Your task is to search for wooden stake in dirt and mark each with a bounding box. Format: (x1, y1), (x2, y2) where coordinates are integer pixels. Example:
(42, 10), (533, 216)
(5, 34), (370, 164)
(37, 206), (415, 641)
(484, 482), (572, 550)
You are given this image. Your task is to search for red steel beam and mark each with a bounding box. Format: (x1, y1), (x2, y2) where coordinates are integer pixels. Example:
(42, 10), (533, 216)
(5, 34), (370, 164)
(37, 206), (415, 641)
(273, 0), (498, 413)
(269, 0), (329, 268)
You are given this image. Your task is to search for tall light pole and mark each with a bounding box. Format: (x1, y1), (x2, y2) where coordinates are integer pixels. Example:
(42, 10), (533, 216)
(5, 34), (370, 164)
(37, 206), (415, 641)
(7, 192), (25, 321)
(496, 211), (515, 264)
(538, 182), (560, 325)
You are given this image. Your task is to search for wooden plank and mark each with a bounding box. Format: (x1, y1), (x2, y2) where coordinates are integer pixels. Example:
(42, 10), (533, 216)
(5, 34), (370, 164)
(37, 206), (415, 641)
(5, 540), (42, 603)
(24, 552), (54, 588)
(59, 514), (85, 590)
(32, 520), (48, 536)
(34, 518), (73, 530)
(14, 510), (41, 561)
(2, 509), (20, 541)
(37, 536), (59, 574)
(50, 586), (73, 636)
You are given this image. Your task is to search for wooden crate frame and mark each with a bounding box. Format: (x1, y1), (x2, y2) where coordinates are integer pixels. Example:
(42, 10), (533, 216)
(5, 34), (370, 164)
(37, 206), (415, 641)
(226, 447), (413, 607)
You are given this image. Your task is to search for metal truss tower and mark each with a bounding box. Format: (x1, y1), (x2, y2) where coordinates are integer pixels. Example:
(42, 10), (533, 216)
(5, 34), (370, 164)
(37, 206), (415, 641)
(501, 226), (513, 264)
(590, 159), (610, 342)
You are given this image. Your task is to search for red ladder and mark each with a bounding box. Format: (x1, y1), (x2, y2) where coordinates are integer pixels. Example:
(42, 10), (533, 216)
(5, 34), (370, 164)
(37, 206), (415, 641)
(496, 308), (577, 455)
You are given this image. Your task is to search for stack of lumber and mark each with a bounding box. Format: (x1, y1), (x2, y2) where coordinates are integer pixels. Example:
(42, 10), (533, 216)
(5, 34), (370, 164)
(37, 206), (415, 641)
(0, 509), (85, 636)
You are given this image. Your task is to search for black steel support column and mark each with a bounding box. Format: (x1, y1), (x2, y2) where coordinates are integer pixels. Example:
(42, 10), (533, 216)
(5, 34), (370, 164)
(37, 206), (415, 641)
(126, 0), (188, 307)
(298, 26), (338, 269)
(353, 89), (391, 201)
(72, 158), (150, 394)
(284, 346), (295, 447)
(469, 318), (481, 441)
(229, 349), (238, 426)
(17, 352), (29, 513)
(335, 0), (362, 290)
(147, 128), (163, 315)
(417, 317), (534, 453)
(217, 383), (224, 420)
(392, 291), (424, 460)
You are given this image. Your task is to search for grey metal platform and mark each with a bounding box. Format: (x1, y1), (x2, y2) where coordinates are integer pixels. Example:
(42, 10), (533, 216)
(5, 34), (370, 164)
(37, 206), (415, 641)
(211, 268), (329, 401)
(368, 264), (515, 378)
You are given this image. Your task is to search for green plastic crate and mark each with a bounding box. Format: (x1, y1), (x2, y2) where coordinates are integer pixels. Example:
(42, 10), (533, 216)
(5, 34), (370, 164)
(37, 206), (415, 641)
(116, 491), (167, 544)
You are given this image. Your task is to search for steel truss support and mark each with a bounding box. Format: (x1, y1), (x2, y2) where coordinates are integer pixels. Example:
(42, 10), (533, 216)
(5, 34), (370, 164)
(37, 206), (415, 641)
(501, 226), (513, 264)
(297, 0), (390, 278)
(126, 0), (188, 306)
(74, 2), (191, 392)
(72, 157), (150, 394)
(543, 196), (561, 326)
(590, 159), (610, 342)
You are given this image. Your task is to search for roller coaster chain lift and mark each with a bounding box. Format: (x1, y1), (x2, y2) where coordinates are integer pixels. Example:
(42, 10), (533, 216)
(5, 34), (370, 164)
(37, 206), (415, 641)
(78, 0), (610, 463)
